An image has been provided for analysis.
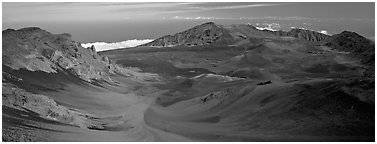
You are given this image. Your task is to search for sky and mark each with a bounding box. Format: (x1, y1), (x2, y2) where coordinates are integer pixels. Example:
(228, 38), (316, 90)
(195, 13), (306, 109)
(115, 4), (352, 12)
(3, 2), (375, 45)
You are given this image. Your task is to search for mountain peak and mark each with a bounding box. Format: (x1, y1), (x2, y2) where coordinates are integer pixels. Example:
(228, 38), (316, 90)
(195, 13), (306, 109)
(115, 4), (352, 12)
(328, 30), (373, 44)
(194, 21), (221, 29)
(18, 27), (42, 32)
(17, 27), (50, 35)
(338, 30), (366, 39)
(140, 22), (233, 47)
(323, 30), (374, 67)
(3, 27), (41, 34)
(201, 21), (216, 26)
(340, 30), (358, 34)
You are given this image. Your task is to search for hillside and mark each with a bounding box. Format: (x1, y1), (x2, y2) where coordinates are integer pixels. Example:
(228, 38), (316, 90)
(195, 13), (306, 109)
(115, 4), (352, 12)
(2, 27), (158, 83)
(322, 31), (375, 65)
(2, 27), (162, 141)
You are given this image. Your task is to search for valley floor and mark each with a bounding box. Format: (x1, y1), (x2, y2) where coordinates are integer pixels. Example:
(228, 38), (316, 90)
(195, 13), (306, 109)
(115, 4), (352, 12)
(2, 74), (374, 141)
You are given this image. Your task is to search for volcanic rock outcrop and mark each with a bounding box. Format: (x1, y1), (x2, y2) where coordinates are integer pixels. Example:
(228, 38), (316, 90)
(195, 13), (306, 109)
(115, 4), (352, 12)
(279, 28), (330, 41)
(2, 27), (157, 83)
(2, 82), (104, 129)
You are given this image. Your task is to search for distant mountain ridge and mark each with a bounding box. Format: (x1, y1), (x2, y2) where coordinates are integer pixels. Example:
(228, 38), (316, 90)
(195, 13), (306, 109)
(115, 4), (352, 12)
(140, 22), (330, 47)
(139, 22), (373, 77)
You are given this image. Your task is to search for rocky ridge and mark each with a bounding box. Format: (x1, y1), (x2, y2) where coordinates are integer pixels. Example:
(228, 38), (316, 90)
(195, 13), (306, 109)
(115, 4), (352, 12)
(2, 27), (159, 83)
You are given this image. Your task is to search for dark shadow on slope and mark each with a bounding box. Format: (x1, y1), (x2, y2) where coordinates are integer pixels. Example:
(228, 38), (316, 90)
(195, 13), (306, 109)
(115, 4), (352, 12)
(3, 106), (71, 130)
(2, 65), (102, 94)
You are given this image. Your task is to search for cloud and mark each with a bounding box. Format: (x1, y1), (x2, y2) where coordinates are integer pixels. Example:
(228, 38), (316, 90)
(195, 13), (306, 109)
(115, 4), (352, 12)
(239, 16), (318, 21)
(195, 3), (285, 11)
(290, 27), (308, 30)
(291, 27), (332, 35)
(81, 39), (153, 51)
(4, 3), (374, 23)
(318, 30), (330, 35)
(255, 23), (281, 31)
(3, 2), (195, 22)
(136, 3), (287, 15)
(171, 16), (323, 21)
(172, 16), (227, 20)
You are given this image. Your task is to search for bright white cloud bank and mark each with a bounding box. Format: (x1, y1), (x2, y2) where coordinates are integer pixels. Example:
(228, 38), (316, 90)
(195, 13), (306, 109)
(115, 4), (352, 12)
(318, 30), (329, 35)
(81, 39), (154, 51)
(255, 23), (281, 31)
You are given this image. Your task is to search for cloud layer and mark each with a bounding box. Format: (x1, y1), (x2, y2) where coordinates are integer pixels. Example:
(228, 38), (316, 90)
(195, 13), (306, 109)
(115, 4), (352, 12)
(318, 30), (330, 35)
(81, 39), (153, 51)
(255, 23), (281, 31)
